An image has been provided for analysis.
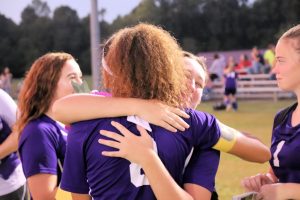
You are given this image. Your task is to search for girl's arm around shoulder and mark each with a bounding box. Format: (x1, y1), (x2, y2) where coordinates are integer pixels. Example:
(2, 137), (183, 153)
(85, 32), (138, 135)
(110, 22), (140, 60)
(52, 93), (189, 132)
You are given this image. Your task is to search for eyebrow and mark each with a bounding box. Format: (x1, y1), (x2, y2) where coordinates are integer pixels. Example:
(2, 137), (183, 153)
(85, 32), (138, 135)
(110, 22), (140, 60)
(67, 73), (82, 77)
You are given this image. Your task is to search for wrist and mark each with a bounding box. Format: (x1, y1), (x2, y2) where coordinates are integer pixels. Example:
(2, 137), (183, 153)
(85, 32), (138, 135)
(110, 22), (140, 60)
(129, 98), (143, 116)
(139, 149), (158, 167)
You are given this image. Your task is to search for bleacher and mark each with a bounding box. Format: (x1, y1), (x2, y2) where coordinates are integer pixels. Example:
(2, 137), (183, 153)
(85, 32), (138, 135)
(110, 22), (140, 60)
(210, 74), (294, 101)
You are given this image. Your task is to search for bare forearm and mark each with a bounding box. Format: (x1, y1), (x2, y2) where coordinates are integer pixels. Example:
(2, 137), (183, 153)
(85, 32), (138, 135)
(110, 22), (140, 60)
(52, 94), (140, 124)
(229, 134), (271, 163)
(214, 121), (271, 163)
(141, 151), (193, 200)
(0, 131), (18, 159)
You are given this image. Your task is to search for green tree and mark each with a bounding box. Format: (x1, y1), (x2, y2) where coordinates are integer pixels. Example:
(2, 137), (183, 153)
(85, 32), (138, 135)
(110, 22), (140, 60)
(18, 6), (53, 75)
(0, 15), (21, 76)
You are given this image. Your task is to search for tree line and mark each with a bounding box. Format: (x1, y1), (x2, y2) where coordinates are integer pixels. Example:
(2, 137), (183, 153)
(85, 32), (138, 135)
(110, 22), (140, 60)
(0, 0), (299, 77)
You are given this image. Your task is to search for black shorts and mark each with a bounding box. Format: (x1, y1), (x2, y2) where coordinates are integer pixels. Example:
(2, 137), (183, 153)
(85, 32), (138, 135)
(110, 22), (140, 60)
(210, 74), (219, 81)
(224, 88), (236, 95)
(0, 184), (29, 200)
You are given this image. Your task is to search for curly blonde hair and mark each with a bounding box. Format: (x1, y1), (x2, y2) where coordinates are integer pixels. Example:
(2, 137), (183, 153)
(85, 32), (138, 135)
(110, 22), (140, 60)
(103, 23), (188, 108)
(15, 52), (74, 135)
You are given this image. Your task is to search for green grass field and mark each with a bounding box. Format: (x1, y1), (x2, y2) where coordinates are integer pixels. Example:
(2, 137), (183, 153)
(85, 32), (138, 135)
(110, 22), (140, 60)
(197, 100), (295, 199)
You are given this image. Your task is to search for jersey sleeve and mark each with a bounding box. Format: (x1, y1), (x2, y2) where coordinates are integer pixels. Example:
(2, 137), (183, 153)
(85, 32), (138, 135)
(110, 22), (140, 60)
(19, 124), (59, 178)
(183, 146), (220, 192)
(60, 122), (90, 194)
(189, 110), (221, 149)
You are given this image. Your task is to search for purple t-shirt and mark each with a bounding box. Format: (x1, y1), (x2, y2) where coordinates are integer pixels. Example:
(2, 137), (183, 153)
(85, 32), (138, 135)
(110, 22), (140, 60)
(61, 109), (221, 200)
(18, 114), (68, 184)
(270, 108), (300, 183)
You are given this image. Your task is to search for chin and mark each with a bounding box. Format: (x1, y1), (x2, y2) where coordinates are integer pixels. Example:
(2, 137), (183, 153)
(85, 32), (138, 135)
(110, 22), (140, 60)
(277, 83), (292, 91)
(190, 103), (197, 109)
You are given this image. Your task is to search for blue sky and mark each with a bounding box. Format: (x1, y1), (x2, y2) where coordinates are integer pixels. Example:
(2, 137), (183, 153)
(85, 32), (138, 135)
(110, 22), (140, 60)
(0, 0), (141, 24)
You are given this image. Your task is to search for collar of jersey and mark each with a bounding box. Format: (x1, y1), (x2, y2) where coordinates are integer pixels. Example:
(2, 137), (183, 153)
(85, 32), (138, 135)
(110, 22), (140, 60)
(127, 116), (152, 132)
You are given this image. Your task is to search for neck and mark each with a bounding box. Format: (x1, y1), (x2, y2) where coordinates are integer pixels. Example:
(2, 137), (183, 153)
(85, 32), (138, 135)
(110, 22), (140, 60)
(291, 95), (300, 126)
(45, 103), (54, 119)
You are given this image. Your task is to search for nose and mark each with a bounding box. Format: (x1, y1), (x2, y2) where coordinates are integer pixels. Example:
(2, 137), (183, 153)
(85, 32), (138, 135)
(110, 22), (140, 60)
(75, 77), (83, 84)
(188, 80), (196, 92)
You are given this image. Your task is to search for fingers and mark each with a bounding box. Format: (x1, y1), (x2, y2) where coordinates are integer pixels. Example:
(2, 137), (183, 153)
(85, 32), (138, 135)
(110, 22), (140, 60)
(100, 130), (124, 142)
(171, 108), (190, 119)
(101, 150), (121, 157)
(241, 175), (262, 192)
(110, 121), (133, 137)
(136, 125), (149, 138)
(159, 120), (177, 132)
(241, 179), (255, 192)
(167, 111), (190, 130)
(98, 138), (120, 149)
(252, 175), (262, 192)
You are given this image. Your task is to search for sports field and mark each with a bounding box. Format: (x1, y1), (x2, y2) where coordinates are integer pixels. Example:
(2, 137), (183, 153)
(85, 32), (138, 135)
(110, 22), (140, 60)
(197, 99), (295, 199)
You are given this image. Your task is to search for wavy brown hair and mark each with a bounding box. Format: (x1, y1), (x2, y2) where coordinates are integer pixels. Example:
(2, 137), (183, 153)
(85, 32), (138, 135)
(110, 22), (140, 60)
(15, 52), (74, 135)
(103, 23), (188, 108)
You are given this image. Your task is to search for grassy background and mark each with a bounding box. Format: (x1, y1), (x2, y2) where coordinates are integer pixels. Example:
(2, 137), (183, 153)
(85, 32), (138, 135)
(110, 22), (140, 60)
(197, 100), (295, 199)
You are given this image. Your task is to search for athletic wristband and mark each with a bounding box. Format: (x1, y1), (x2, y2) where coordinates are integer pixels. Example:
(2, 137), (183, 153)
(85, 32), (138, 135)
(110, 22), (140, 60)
(213, 120), (241, 152)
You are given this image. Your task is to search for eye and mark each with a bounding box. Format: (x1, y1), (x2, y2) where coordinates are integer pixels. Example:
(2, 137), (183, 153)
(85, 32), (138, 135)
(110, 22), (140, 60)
(185, 73), (192, 80)
(195, 81), (203, 89)
(276, 58), (285, 63)
(69, 75), (77, 79)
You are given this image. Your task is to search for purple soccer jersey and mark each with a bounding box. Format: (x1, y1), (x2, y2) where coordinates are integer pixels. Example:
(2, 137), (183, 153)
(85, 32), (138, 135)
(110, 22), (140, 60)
(183, 146), (220, 192)
(270, 108), (300, 183)
(18, 114), (68, 184)
(224, 71), (238, 89)
(0, 118), (20, 180)
(61, 109), (221, 200)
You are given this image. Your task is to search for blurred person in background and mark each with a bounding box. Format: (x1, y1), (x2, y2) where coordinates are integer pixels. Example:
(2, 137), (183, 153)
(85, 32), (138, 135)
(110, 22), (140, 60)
(1, 67), (13, 96)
